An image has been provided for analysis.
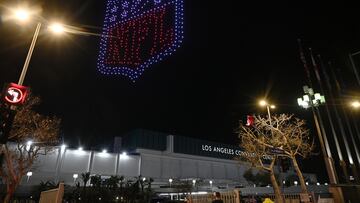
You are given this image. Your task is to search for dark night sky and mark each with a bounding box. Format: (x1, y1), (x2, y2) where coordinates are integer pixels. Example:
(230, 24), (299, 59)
(1, 1), (360, 181)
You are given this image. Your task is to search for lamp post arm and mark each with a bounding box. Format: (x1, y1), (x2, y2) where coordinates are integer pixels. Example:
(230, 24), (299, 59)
(18, 22), (42, 85)
(349, 53), (360, 87)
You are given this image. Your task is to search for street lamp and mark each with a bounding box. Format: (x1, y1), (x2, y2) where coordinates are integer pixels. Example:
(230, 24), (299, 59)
(349, 51), (360, 87)
(73, 173), (78, 184)
(259, 100), (276, 121)
(297, 86), (338, 185)
(13, 8), (31, 22)
(10, 7), (66, 85)
(26, 171), (33, 182)
(351, 100), (360, 109)
(169, 178), (173, 187)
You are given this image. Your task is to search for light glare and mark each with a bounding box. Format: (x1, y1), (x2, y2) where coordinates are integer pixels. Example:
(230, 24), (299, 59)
(351, 101), (360, 108)
(14, 9), (30, 21)
(49, 23), (65, 34)
(259, 100), (267, 106)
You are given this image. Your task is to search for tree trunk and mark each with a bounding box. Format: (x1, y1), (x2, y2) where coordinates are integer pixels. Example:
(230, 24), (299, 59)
(270, 169), (284, 203)
(292, 157), (308, 193)
(4, 183), (15, 203)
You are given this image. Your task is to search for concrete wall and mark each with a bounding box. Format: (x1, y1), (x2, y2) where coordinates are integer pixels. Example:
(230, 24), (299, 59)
(22, 149), (140, 186)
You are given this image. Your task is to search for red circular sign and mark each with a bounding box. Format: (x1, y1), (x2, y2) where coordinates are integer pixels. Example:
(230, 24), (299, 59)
(4, 87), (24, 104)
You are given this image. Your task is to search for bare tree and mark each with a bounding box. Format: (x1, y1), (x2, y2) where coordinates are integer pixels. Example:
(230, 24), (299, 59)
(0, 95), (60, 203)
(238, 114), (314, 199)
(238, 118), (283, 203)
(270, 114), (314, 194)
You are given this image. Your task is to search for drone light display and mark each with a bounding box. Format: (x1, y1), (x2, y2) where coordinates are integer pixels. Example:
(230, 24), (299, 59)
(98, 0), (184, 81)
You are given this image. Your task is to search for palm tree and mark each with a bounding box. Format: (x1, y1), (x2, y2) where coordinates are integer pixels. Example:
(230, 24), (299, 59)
(81, 172), (91, 188)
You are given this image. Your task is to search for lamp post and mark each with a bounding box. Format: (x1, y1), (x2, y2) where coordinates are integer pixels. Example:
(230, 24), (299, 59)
(259, 100), (276, 123)
(26, 171), (33, 182)
(349, 51), (360, 87)
(73, 173), (78, 184)
(10, 8), (65, 85)
(169, 178), (173, 188)
(297, 86), (338, 185)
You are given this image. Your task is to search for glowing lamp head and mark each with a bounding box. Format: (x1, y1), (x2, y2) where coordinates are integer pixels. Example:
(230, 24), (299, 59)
(102, 149), (107, 153)
(73, 174), (78, 179)
(49, 23), (65, 34)
(26, 140), (33, 146)
(169, 178), (173, 183)
(259, 100), (267, 107)
(14, 9), (30, 21)
(270, 105), (276, 109)
(26, 171), (33, 177)
(351, 101), (360, 109)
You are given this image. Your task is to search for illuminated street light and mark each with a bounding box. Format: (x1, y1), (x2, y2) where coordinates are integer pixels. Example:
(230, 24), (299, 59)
(258, 99), (275, 120)
(351, 100), (360, 109)
(48, 22), (65, 34)
(61, 144), (66, 153)
(169, 178), (173, 187)
(9, 6), (66, 85)
(73, 173), (78, 184)
(14, 9), (30, 21)
(259, 100), (267, 106)
(26, 171), (32, 182)
(297, 86), (338, 185)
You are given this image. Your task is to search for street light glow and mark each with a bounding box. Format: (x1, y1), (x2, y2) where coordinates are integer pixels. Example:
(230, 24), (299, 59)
(27, 140), (33, 146)
(49, 23), (65, 34)
(351, 101), (360, 109)
(270, 105), (276, 109)
(14, 9), (30, 21)
(259, 100), (267, 106)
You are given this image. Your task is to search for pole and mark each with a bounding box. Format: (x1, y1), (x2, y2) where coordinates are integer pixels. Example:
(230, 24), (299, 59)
(349, 53), (360, 87)
(18, 22), (41, 85)
(318, 56), (347, 181)
(305, 89), (338, 185)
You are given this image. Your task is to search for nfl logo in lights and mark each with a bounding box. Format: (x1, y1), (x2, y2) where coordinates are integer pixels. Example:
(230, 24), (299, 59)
(98, 0), (184, 81)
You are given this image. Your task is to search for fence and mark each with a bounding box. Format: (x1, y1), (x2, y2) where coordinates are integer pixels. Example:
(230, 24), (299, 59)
(187, 190), (240, 203)
(38, 182), (64, 203)
(188, 190), (316, 203)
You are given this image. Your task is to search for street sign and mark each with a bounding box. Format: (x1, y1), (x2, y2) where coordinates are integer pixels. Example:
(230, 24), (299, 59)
(2, 83), (28, 105)
(267, 147), (285, 155)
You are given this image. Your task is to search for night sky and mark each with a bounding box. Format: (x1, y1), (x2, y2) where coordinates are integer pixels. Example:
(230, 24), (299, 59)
(1, 1), (360, 181)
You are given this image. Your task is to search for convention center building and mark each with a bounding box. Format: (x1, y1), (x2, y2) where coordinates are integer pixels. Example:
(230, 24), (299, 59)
(20, 129), (317, 191)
